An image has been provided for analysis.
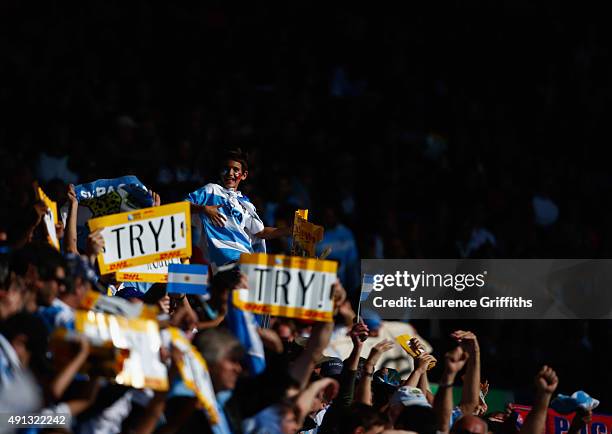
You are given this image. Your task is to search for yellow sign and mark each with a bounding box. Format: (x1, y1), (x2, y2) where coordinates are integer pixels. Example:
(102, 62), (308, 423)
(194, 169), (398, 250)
(115, 257), (182, 283)
(167, 328), (221, 425)
(88, 202), (191, 274)
(37, 187), (60, 250)
(234, 253), (338, 322)
(291, 209), (324, 257)
(395, 334), (436, 370)
(75, 310), (168, 391)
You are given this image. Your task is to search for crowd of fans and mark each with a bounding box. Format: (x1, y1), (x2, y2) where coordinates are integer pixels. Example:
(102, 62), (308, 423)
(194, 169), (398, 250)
(1, 1), (611, 432)
(0, 149), (606, 433)
(0, 219), (579, 434)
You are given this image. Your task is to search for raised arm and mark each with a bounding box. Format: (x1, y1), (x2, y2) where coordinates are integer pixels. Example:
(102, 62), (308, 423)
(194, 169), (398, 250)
(451, 330), (481, 415)
(255, 226), (292, 239)
(295, 378), (339, 428)
(434, 346), (469, 433)
(49, 336), (90, 401)
(64, 184), (79, 254)
(520, 366), (558, 434)
(403, 353), (436, 388)
(354, 340), (395, 405)
(289, 281), (346, 389)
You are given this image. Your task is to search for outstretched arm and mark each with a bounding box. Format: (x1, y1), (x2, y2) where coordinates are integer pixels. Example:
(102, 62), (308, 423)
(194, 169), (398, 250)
(521, 366), (558, 434)
(289, 281), (346, 389)
(434, 346), (469, 433)
(452, 330), (481, 415)
(255, 226), (292, 239)
(355, 340), (395, 405)
(65, 184), (79, 254)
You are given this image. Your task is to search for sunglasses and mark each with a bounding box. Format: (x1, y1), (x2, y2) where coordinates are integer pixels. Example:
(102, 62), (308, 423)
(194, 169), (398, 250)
(43, 276), (67, 286)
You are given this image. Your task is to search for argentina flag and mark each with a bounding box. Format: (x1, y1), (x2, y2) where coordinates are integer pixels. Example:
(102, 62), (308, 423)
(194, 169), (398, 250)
(360, 274), (375, 302)
(167, 264), (209, 297)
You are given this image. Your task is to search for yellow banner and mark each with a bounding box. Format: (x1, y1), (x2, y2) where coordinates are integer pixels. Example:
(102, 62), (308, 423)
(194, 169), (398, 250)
(234, 253), (338, 322)
(291, 209), (323, 257)
(75, 310), (168, 391)
(167, 328), (220, 425)
(116, 257), (182, 283)
(88, 202), (191, 274)
(37, 187), (60, 250)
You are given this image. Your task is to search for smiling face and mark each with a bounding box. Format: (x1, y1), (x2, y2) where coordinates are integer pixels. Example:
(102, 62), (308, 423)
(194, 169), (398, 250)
(221, 159), (248, 190)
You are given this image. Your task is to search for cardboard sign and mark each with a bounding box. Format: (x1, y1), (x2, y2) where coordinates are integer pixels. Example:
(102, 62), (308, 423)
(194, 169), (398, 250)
(395, 334), (435, 370)
(88, 202), (191, 274)
(116, 257), (182, 283)
(233, 253), (338, 322)
(74, 176), (147, 200)
(75, 309), (168, 391)
(513, 404), (611, 434)
(38, 187), (60, 250)
(291, 209), (324, 257)
(167, 328), (221, 425)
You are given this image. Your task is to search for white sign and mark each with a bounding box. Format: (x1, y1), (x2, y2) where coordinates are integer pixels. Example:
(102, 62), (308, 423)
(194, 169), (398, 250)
(116, 257), (182, 283)
(88, 202), (191, 274)
(234, 253), (338, 322)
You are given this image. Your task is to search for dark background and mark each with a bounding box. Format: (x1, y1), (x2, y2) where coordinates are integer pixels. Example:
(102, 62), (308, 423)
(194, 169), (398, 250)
(1, 1), (610, 412)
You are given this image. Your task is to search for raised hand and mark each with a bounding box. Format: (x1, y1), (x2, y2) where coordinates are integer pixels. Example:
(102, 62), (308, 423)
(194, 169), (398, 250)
(150, 190), (161, 207)
(444, 346), (469, 375)
(67, 184), (78, 205)
(86, 228), (105, 256)
(367, 339), (395, 367)
(451, 330), (480, 355)
(534, 365), (558, 395)
(415, 353), (437, 373)
(331, 280), (347, 314)
(349, 320), (370, 347)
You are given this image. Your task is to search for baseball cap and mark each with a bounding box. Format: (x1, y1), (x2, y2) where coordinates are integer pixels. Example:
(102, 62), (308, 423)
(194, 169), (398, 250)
(390, 387), (432, 408)
(115, 286), (144, 301)
(64, 253), (107, 293)
(319, 357), (344, 378)
(374, 367), (401, 387)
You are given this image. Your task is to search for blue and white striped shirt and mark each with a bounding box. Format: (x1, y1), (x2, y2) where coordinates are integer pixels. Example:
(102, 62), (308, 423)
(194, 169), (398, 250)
(186, 183), (265, 267)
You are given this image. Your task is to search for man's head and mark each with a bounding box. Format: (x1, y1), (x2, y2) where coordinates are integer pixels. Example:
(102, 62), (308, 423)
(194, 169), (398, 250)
(0, 312), (48, 368)
(219, 149), (249, 190)
(61, 253), (97, 307)
(194, 327), (244, 392)
(451, 415), (489, 434)
(388, 386), (433, 427)
(1, 250), (27, 320)
(394, 405), (437, 434)
(340, 403), (388, 434)
(12, 243), (66, 308)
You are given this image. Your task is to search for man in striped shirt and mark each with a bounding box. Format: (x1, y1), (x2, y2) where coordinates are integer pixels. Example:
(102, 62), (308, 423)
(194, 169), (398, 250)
(187, 149), (291, 268)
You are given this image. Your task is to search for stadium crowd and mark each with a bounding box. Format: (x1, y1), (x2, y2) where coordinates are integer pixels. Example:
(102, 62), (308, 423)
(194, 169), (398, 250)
(0, 149), (604, 434)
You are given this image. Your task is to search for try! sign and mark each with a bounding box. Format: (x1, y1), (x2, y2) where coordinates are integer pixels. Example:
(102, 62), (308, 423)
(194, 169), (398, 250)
(88, 202), (191, 274)
(233, 253), (338, 322)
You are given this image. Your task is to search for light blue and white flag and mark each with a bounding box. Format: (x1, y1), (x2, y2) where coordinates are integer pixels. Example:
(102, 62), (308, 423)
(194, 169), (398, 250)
(167, 264), (209, 297)
(357, 274), (375, 321)
(225, 301), (266, 375)
(360, 274), (375, 302)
